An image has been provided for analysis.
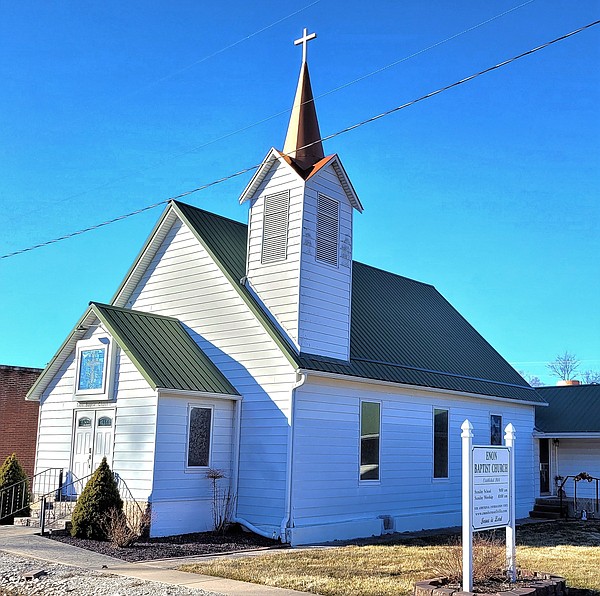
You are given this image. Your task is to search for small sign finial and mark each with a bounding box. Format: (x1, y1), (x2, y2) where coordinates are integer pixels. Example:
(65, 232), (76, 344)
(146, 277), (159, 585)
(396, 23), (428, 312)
(294, 27), (317, 63)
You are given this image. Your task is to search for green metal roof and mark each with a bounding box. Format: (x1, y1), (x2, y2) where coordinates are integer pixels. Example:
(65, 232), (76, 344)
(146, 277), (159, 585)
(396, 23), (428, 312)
(92, 302), (238, 395)
(173, 200), (541, 404)
(535, 385), (600, 433)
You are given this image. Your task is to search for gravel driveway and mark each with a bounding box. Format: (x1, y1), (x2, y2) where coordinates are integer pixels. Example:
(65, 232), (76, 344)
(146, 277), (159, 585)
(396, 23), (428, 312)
(0, 551), (223, 596)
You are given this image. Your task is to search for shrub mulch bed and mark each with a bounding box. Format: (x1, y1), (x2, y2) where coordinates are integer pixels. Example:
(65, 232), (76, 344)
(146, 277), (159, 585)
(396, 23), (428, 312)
(47, 525), (280, 562)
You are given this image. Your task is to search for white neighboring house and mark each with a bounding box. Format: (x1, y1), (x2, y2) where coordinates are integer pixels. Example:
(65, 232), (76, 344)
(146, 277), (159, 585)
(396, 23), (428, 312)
(27, 34), (545, 545)
(534, 383), (600, 505)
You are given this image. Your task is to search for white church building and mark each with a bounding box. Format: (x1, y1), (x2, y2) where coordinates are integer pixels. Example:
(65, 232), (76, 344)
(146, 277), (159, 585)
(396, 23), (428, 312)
(27, 30), (545, 545)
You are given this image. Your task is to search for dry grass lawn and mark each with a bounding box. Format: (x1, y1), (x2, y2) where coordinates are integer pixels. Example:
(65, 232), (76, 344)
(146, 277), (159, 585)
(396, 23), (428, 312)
(180, 521), (600, 596)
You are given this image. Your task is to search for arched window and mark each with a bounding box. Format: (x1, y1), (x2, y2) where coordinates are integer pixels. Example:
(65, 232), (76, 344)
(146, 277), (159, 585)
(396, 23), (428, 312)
(78, 417), (92, 428)
(97, 416), (112, 428)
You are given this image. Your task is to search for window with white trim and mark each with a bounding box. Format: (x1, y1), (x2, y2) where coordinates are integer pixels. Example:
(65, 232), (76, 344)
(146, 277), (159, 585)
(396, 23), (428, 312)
(316, 193), (339, 266)
(261, 190), (289, 264)
(360, 401), (380, 481)
(433, 408), (449, 479)
(74, 336), (114, 401)
(187, 406), (212, 468)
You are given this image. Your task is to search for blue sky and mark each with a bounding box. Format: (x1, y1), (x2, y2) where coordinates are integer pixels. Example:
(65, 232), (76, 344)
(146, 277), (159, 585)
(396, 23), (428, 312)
(1, 1), (598, 385)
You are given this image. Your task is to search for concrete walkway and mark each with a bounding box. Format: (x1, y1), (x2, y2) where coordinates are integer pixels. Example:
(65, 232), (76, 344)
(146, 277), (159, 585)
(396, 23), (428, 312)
(0, 526), (307, 596)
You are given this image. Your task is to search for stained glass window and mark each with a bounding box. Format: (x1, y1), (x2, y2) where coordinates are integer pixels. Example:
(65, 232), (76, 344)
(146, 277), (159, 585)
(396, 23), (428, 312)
(188, 407), (211, 467)
(78, 348), (105, 391)
(490, 415), (503, 446)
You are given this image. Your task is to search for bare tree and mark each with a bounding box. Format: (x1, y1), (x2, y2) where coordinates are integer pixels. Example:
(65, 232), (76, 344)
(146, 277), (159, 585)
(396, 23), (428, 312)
(518, 371), (543, 387)
(581, 370), (600, 384)
(546, 351), (580, 381)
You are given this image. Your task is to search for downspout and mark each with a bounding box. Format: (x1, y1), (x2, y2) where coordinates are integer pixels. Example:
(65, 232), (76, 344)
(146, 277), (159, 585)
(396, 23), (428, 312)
(230, 398), (277, 538)
(280, 370), (307, 543)
(231, 398), (242, 518)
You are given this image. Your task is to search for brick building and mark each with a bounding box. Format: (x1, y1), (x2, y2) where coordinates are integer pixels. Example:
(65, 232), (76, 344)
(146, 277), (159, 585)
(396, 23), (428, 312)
(0, 365), (42, 477)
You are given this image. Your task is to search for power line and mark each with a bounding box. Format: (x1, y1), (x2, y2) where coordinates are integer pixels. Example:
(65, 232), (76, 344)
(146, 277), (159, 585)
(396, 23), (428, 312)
(2, 18), (598, 261)
(8, 0), (536, 223)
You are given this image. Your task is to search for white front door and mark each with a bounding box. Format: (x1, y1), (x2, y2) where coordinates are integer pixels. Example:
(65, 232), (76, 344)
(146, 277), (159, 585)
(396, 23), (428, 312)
(72, 409), (115, 482)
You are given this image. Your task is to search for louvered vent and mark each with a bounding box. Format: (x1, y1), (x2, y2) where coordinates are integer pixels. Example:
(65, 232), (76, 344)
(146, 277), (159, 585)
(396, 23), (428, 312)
(316, 194), (339, 266)
(261, 190), (290, 264)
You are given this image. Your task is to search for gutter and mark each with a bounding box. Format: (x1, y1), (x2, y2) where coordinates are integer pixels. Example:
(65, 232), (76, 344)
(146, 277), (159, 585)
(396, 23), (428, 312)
(280, 370), (308, 542)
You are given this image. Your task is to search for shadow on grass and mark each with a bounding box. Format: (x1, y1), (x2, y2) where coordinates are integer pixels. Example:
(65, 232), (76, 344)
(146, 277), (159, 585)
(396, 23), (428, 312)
(325, 520), (600, 550)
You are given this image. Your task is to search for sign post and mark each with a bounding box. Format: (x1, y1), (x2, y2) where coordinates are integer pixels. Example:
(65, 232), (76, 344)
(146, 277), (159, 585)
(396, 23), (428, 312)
(462, 420), (516, 591)
(461, 420), (474, 593)
(505, 423), (516, 582)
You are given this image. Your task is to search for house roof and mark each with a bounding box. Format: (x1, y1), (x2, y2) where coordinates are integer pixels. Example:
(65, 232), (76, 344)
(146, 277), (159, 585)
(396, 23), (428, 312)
(27, 301), (238, 401)
(91, 303), (238, 396)
(174, 200), (543, 404)
(535, 384), (600, 434)
(238, 149), (363, 211)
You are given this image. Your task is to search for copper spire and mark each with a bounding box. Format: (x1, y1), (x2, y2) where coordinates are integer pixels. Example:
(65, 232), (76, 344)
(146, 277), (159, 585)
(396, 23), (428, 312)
(282, 29), (324, 171)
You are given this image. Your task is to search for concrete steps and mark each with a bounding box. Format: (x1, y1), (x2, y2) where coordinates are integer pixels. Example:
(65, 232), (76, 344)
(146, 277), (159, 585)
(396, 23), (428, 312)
(13, 497), (75, 530)
(529, 497), (565, 519)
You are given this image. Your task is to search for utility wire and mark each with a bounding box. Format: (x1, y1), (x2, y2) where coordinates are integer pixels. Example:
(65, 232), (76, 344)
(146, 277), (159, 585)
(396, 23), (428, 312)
(10, 0), (536, 221)
(2, 18), (598, 261)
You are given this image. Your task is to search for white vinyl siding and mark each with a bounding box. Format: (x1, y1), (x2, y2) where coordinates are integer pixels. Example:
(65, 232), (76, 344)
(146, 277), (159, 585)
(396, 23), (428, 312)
(128, 217), (297, 533)
(246, 161), (304, 349)
(316, 193), (339, 267)
(35, 324), (157, 501)
(290, 376), (536, 543)
(261, 190), (290, 264)
(556, 439), (600, 499)
(300, 165), (353, 360)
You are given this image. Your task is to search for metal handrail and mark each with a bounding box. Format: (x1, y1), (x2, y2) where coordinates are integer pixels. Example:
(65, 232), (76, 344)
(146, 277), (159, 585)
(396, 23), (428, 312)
(38, 471), (144, 535)
(0, 467), (63, 522)
(114, 474), (146, 535)
(39, 471), (93, 534)
(558, 473), (600, 518)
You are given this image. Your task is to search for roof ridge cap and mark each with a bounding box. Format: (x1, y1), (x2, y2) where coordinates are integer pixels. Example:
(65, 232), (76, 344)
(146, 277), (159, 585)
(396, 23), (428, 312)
(353, 260), (435, 288)
(171, 200), (247, 228)
(92, 302), (180, 323)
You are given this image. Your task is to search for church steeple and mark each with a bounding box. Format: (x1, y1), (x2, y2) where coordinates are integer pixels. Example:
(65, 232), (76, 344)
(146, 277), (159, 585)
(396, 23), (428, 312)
(282, 28), (324, 171)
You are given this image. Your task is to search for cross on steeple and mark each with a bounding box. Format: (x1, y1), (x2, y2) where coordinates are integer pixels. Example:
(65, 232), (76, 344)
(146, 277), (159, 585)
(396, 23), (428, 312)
(294, 27), (317, 63)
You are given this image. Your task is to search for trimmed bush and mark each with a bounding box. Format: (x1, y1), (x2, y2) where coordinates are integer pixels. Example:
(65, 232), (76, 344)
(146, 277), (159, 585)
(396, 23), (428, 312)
(0, 453), (30, 524)
(70, 457), (123, 540)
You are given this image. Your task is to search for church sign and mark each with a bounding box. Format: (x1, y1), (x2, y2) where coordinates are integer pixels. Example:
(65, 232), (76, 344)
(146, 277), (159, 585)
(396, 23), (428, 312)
(472, 446), (510, 530)
(461, 420), (516, 592)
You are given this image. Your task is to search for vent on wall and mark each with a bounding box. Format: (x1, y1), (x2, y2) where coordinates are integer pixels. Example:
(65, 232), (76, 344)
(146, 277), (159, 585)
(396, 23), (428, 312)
(261, 190), (290, 264)
(316, 193), (339, 266)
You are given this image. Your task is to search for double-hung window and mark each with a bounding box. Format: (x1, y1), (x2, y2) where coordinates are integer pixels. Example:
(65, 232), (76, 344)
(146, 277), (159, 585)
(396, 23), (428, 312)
(433, 408), (449, 479)
(360, 401), (380, 481)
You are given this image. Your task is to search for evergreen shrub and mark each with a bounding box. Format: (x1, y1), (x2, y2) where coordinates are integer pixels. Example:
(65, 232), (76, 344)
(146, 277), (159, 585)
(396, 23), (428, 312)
(0, 453), (30, 524)
(70, 457), (123, 540)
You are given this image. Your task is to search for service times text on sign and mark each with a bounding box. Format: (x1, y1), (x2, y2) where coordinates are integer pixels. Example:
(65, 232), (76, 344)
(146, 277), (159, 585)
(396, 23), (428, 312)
(472, 446), (510, 530)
